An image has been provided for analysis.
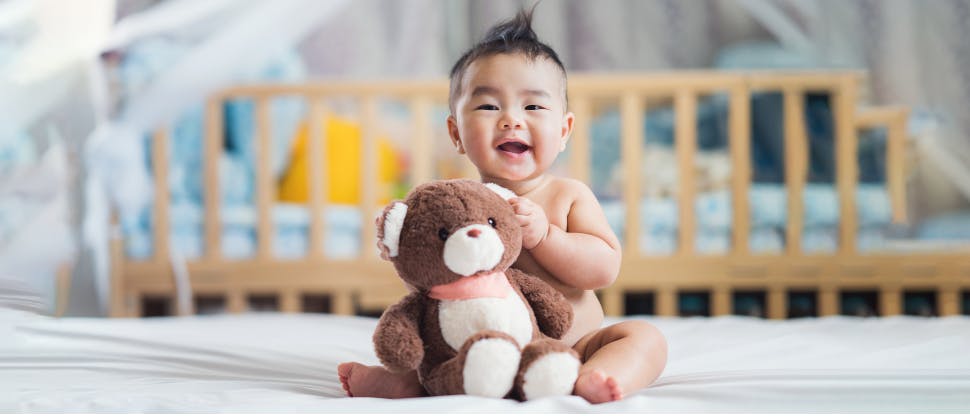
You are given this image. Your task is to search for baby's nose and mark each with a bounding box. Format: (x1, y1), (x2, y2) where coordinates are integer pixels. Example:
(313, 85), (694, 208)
(467, 229), (481, 238)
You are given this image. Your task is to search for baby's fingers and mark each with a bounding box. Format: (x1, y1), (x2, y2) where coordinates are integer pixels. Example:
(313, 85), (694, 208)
(511, 200), (533, 215)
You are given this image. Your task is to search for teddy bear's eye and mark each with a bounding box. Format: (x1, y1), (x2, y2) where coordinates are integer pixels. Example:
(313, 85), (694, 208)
(437, 228), (450, 241)
(487, 218), (496, 228)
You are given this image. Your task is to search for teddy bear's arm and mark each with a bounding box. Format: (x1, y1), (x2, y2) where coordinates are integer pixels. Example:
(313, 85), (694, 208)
(373, 292), (425, 373)
(506, 268), (573, 339)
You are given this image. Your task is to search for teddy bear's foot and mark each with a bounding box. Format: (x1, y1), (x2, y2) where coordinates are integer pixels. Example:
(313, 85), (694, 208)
(460, 331), (521, 398)
(514, 339), (580, 401)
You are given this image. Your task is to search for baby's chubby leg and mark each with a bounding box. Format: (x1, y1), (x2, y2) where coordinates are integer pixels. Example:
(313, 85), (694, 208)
(337, 362), (425, 398)
(571, 320), (667, 404)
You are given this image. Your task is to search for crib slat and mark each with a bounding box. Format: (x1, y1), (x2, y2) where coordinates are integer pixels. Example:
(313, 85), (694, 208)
(411, 96), (433, 185)
(308, 97), (327, 258)
(569, 96), (591, 184)
(256, 97), (274, 260)
(361, 96), (379, 258)
(675, 90), (697, 256)
(729, 85), (751, 254)
(887, 109), (908, 224)
(152, 129), (171, 263)
(620, 94), (643, 255)
(855, 107), (909, 225)
(204, 97), (223, 261)
(783, 88), (807, 255)
(835, 78), (859, 254)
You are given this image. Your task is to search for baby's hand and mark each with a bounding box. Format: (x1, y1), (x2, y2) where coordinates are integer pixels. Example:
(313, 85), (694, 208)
(510, 197), (550, 250)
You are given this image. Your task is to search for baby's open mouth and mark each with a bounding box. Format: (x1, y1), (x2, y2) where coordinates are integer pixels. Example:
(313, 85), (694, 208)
(497, 142), (530, 154)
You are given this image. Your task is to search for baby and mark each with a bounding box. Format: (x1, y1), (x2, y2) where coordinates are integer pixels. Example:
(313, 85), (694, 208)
(339, 8), (667, 403)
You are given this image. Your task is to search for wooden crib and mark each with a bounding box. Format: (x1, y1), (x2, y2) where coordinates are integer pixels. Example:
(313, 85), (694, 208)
(109, 70), (970, 319)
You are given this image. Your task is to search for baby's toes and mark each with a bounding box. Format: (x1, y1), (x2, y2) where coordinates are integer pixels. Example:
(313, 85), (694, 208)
(574, 370), (624, 404)
(604, 375), (623, 401)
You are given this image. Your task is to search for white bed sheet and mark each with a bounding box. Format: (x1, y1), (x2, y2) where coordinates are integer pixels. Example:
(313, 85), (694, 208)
(2, 308), (969, 412)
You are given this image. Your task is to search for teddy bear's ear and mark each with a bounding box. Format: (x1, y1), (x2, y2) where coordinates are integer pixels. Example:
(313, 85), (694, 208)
(375, 201), (408, 259)
(484, 183), (516, 201)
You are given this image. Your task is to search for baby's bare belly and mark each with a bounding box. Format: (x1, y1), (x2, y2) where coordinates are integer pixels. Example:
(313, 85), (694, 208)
(560, 289), (604, 347)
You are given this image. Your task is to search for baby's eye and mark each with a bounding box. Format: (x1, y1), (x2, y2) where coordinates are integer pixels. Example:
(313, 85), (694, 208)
(437, 228), (450, 241)
(524, 104), (545, 110)
(487, 218), (496, 228)
(476, 104), (499, 111)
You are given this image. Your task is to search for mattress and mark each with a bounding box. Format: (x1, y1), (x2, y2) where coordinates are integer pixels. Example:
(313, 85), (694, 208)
(2, 307), (968, 412)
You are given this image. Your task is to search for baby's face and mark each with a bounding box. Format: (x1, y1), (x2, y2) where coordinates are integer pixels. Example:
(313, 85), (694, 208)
(448, 53), (573, 184)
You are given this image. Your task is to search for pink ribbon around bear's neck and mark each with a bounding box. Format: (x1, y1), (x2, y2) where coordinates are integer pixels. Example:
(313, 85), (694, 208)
(427, 271), (513, 301)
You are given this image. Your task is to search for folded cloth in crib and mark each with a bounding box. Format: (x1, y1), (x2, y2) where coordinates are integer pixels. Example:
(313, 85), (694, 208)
(601, 191), (892, 255)
(125, 203), (363, 260)
(600, 184), (892, 232)
(611, 223), (887, 255)
(126, 186), (893, 260)
(747, 184), (893, 228)
(917, 212), (970, 240)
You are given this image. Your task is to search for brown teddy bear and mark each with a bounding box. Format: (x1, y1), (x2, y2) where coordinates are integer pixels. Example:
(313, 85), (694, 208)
(373, 179), (580, 400)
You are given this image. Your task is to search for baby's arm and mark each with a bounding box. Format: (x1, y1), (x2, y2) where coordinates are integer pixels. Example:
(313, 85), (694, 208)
(373, 292), (424, 373)
(515, 180), (621, 290)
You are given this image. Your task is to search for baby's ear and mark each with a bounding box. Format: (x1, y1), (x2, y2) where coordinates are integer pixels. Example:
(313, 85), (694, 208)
(484, 183), (516, 201)
(375, 201), (408, 259)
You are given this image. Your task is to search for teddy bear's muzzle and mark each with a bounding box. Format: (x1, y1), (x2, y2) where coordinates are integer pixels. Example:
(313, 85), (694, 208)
(442, 224), (505, 276)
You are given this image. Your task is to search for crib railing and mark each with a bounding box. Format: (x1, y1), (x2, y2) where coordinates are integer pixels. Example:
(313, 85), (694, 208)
(563, 72), (955, 319)
(114, 71), (969, 319)
(116, 81), (452, 317)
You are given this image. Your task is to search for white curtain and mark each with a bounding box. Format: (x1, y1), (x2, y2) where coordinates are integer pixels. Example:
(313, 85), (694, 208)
(691, 0), (970, 218)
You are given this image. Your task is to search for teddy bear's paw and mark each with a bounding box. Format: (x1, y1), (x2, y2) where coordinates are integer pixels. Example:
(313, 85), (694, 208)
(462, 337), (521, 398)
(519, 351), (581, 400)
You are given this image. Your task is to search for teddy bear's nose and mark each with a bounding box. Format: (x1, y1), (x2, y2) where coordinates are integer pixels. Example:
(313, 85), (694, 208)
(467, 229), (481, 238)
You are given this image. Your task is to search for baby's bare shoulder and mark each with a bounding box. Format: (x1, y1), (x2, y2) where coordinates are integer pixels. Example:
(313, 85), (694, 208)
(546, 177), (595, 201)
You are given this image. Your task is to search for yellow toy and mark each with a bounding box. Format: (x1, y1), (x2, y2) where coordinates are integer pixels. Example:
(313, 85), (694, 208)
(278, 116), (402, 205)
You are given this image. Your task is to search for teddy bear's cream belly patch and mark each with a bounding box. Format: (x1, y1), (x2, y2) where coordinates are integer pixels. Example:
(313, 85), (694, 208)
(437, 291), (533, 351)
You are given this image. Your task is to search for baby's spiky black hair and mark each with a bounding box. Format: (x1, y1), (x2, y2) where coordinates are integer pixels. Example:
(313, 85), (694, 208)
(448, 6), (566, 112)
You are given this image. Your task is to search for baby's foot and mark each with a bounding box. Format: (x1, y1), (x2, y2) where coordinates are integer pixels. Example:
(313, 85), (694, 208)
(573, 369), (624, 404)
(337, 362), (425, 398)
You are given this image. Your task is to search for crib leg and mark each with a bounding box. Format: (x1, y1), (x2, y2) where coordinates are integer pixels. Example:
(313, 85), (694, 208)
(332, 290), (353, 315)
(55, 262), (72, 317)
(939, 287), (959, 316)
(601, 288), (623, 316)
